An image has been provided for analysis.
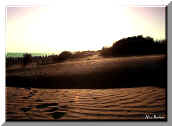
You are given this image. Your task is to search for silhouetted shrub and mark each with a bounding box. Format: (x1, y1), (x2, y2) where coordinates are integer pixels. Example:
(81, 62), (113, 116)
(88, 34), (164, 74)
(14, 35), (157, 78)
(154, 39), (167, 54)
(100, 35), (167, 57)
(58, 51), (72, 61)
(23, 53), (32, 66)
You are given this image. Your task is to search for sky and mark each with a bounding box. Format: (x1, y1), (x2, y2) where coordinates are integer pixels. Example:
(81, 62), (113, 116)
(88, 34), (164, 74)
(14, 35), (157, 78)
(6, 3), (166, 53)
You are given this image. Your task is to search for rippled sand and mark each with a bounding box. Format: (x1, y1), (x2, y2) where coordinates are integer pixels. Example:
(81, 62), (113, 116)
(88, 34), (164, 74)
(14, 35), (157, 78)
(6, 87), (166, 120)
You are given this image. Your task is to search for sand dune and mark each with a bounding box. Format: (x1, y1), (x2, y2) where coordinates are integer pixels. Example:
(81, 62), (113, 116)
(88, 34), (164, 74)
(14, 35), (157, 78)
(6, 55), (166, 88)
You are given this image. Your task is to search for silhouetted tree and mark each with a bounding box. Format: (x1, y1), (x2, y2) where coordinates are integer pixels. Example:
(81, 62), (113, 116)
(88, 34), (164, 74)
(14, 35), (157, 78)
(23, 53), (32, 66)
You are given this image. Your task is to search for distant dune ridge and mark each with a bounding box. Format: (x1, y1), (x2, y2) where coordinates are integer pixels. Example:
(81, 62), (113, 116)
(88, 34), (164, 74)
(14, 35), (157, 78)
(6, 35), (167, 89)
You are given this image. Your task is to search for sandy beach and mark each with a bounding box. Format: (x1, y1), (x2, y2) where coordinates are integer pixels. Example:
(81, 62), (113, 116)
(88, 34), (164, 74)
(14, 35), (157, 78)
(6, 54), (167, 120)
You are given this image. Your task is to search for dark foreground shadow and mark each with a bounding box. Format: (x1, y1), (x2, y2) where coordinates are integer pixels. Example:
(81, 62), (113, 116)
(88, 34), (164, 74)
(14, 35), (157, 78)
(6, 56), (167, 89)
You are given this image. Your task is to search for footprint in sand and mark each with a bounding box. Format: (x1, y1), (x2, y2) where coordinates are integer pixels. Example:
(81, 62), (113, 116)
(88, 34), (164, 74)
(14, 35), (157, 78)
(60, 105), (68, 108)
(28, 92), (35, 98)
(21, 107), (32, 112)
(36, 103), (58, 109)
(35, 103), (65, 119)
(22, 96), (28, 99)
(51, 112), (66, 119)
(22, 92), (35, 99)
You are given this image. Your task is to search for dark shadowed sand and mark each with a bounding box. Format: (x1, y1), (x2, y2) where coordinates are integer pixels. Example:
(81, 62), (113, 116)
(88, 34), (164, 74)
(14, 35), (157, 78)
(6, 55), (166, 88)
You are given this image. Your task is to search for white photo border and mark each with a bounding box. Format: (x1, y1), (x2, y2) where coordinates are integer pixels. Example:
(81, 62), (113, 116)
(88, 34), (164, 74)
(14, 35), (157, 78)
(0, 0), (171, 126)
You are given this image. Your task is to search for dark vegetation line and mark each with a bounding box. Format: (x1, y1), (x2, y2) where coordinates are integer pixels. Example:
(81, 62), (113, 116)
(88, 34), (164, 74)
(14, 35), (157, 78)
(101, 35), (167, 57)
(6, 35), (167, 67)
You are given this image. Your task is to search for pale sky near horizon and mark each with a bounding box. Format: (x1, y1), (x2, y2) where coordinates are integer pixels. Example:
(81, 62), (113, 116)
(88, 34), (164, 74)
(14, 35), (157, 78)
(6, 3), (165, 53)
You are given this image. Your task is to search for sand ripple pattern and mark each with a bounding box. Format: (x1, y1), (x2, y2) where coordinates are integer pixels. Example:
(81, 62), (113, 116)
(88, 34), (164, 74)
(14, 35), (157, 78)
(6, 87), (166, 120)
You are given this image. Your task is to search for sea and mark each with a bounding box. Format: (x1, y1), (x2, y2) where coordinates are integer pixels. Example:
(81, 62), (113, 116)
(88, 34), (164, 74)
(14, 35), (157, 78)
(6, 52), (56, 58)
